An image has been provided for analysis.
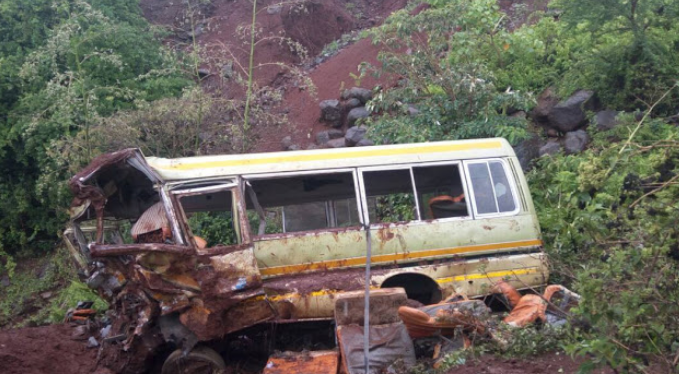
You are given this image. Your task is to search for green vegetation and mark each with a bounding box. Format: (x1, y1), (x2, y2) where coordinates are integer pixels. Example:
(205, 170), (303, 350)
(0, 246), (106, 327)
(365, 0), (679, 371)
(0, 0), (190, 257)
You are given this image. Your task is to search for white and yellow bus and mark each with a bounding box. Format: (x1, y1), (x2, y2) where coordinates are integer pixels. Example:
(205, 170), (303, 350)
(66, 137), (547, 356)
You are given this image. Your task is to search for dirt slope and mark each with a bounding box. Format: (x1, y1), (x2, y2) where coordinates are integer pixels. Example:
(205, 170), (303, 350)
(0, 323), (109, 374)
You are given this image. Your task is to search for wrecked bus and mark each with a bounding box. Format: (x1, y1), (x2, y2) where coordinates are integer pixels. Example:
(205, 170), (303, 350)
(64, 138), (547, 371)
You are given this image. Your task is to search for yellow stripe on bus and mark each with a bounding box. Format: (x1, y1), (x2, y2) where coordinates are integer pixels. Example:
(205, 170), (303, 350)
(259, 267), (542, 302)
(436, 267), (541, 284)
(152, 140), (503, 171)
(259, 239), (542, 276)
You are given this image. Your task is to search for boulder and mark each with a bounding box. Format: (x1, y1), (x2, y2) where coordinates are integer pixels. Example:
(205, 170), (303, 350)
(266, 4), (282, 14)
(563, 129), (589, 154)
(316, 129), (344, 145)
(343, 98), (362, 111)
(281, 136), (300, 151)
(532, 87), (560, 124)
(319, 99), (342, 127)
(539, 139), (562, 157)
(514, 135), (544, 171)
(345, 126), (367, 146)
(341, 87), (372, 104)
(347, 106), (370, 127)
(325, 138), (346, 148)
(356, 138), (374, 147)
(547, 90), (596, 132)
(595, 110), (620, 131)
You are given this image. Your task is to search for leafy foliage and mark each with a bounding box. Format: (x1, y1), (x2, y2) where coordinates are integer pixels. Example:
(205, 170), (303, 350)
(0, 0), (189, 255)
(364, 0), (534, 146)
(530, 114), (679, 371)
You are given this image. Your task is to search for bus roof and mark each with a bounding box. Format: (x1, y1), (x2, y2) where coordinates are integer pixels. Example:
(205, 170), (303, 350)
(145, 138), (516, 181)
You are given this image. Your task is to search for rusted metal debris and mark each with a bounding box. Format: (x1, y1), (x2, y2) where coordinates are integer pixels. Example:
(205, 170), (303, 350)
(263, 350), (339, 374)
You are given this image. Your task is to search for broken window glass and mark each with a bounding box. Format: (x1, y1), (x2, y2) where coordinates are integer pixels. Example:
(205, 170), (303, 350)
(245, 172), (359, 235)
(363, 169), (417, 224)
(467, 161), (517, 215)
(179, 189), (239, 247)
(413, 164), (469, 219)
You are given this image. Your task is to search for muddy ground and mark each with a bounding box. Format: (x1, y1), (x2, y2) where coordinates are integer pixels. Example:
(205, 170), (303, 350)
(0, 322), (612, 374)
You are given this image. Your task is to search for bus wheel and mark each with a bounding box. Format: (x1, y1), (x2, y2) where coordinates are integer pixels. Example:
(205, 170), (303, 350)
(161, 346), (226, 374)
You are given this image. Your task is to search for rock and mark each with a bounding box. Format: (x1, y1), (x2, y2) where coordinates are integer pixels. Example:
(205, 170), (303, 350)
(287, 144), (300, 151)
(319, 99), (342, 127)
(547, 90), (596, 132)
(347, 106), (370, 127)
(267, 4), (282, 14)
(40, 291), (53, 299)
(197, 68), (210, 78)
(326, 138), (346, 148)
(345, 126), (368, 146)
(343, 98), (362, 111)
(87, 336), (99, 348)
(221, 61), (233, 79)
(532, 87), (560, 124)
(514, 135), (544, 171)
(306, 144), (319, 150)
(100, 325), (111, 339)
(356, 138), (374, 147)
(510, 111), (527, 120)
(539, 139), (562, 157)
(341, 87), (372, 104)
(0, 275), (9, 287)
(544, 128), (559, 137)
(71, 325), (89, 341)
(281, 136), (293, 149)
(407, 105), (420, 116)
(595, 110), (620, 131)
(188, 24), (203, 38)
(316, 129), (344, 145)
(563, 129), (589, 154)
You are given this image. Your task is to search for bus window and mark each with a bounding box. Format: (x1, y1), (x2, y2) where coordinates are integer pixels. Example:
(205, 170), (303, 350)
(245, 171), (360, 235)
(363, 169), (417, 224)
(412, 164), (469, 220)
(179, 189), (240, 247)
(467, 160), (517, 216)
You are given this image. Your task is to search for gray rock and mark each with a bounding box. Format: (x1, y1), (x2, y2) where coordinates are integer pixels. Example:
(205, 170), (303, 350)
(267, 4), (282, 14)
(281, 136), (293, 149)
(286, 144), (300, 151)
(539, 139), (562, 157)
(87, 336), (99, 348)
(544, 128), (559, 137)
(563, 129), (589, 154)
(40, 291), (53, 299)
(356, 138), (374, 147)
(316, 129), (344, 145)
(595, 110), (620, 131)
(407, 105), (420, 116)
(100, 325), (111, 339)
(319, 99), (342, 127)
(547, 90), (595, 132)
(514, 135), (543, 171)
(221, 61), (234, 79)
(188, 24), (203, 38)
(325, 138), (347, 148)
(197, 68), (210, 78)
(306, 144), (319, 150)
(341, 87), (372, 104)
(347, 106), (370, 127)
(71, 325), (89, 341)
(343, 98), (362, 111)
(532, 87), (560, 124)
(345, 126), (368, 146)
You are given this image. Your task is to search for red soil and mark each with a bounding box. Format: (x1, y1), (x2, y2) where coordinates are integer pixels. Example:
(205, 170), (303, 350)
(0, 323), (110, 374)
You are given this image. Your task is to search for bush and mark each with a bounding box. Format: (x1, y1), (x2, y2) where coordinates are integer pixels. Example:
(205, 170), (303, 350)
(529, 113), (679, 371)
